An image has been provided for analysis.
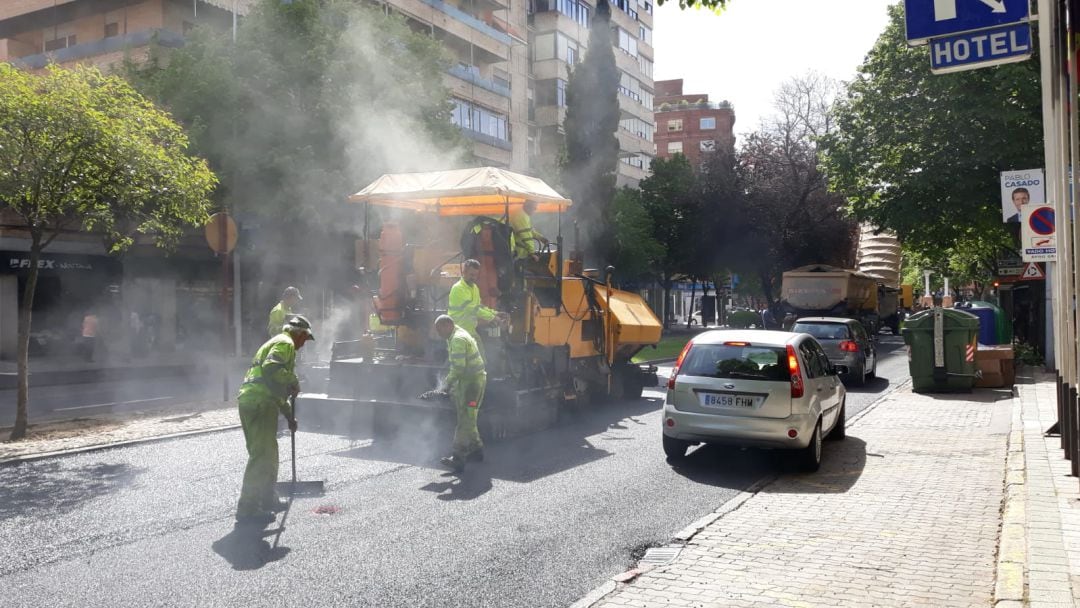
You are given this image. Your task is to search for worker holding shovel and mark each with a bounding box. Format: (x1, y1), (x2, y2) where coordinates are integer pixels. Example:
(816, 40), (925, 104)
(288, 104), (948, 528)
(235, 315), (314, 525)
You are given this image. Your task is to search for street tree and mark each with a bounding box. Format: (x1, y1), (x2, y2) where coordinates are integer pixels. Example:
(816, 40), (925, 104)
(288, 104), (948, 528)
(125, 0), (464, 230)
(638, 154), (704, 326)
(820, 3), (1041, 270)
(727, 73), (856, 306)
(0, 64), (216, 440)
(562, 0), (621, 263)
(609, 188), (665, 285)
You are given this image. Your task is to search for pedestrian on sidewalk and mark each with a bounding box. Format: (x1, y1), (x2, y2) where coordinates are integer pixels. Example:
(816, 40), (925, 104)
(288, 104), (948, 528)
(80, 309), (99, 362)
(267, 286), (302, 339)
(235, 314), (314, 525)
(433, 315), (487, 474)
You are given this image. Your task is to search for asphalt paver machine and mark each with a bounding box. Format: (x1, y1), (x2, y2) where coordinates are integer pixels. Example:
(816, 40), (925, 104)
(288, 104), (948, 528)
(302, 167), (662, 443)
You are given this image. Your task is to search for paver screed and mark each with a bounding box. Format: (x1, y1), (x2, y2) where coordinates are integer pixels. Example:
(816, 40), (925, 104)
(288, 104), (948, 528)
(593, 386), (1012, 608)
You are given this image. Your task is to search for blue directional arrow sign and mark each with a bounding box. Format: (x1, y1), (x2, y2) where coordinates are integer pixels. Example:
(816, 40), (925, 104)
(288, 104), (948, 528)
(905, 0), (1029, 45)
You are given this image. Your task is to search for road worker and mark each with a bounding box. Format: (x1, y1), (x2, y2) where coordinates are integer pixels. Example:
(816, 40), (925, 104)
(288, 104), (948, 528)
(267, 286), (302, 339)
(508, 200), (548, 261)
(447, 259), (507, 355)
(434, 315), (486, 473)
(235, 315), (314, 524)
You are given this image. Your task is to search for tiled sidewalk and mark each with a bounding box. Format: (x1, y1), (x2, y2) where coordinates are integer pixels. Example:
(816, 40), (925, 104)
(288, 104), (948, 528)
(580, 383), (1019, 607)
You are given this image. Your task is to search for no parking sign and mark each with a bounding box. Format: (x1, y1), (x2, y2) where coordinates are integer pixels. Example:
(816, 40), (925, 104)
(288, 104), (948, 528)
(1021, 205), (1057, 262)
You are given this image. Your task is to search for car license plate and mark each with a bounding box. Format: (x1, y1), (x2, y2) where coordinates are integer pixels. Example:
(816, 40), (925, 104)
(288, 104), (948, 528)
(699, 393), (760, 409)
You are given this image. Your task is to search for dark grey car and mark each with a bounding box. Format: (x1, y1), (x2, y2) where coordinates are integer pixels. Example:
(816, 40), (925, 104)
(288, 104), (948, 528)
(791, 317), (877, 386)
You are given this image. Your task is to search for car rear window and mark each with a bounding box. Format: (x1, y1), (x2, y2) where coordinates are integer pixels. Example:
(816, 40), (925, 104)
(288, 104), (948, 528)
(791, 323), (851, 340)
(680, 344), (789, 381)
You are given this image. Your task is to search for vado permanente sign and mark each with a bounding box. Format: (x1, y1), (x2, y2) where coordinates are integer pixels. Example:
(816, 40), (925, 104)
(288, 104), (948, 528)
(905, 0), (1031, 74)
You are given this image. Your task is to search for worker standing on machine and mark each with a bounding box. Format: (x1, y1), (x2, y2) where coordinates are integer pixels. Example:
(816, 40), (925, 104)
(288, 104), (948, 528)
(509, 200), (548, 261)
(235, 315), (314, 524)
(448, 259), (507, 355)
(267, 286), (302, 339)
(433, 315), (486, 473)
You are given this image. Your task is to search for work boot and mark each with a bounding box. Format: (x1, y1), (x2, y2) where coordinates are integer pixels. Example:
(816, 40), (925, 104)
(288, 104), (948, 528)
(440, 455), (466, 473)
(466, 448), (485, 463)
(234, 511), (275, 526)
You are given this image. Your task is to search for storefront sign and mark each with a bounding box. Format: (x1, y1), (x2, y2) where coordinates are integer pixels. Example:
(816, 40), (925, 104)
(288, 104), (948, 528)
(1, 251), (122, 275)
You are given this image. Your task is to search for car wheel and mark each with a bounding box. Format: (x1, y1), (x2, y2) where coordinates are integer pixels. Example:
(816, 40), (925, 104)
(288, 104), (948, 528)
(867, 358), (877, 379)
(798, 420), (823, 472)
(663, 434), (690, 461)
(852, 363), (867, 387)
(827, 399), (846, 441)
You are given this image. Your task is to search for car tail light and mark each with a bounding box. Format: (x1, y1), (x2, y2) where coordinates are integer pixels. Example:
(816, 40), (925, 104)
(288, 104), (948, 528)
(724, 341), (749, 347)
(667, 341), (694, 390)
(787, 345), (804, 398)
(839, 340), (859, 352)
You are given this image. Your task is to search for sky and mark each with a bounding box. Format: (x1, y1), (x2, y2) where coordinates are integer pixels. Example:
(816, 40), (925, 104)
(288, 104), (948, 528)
(652, 0), (898, 137)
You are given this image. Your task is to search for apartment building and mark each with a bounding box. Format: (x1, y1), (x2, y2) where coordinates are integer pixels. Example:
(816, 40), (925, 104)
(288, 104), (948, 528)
(528, 0), (656, 187)
(653, 78), (735, 169)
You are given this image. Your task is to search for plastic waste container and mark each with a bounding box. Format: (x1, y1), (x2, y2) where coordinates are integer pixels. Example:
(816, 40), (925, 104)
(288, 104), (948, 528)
(955, 302), (998, 345)
(902, 307), (980, 393)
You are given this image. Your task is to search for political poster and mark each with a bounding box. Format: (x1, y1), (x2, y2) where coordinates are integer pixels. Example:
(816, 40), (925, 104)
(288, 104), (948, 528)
(1000, 168), (1045, 223)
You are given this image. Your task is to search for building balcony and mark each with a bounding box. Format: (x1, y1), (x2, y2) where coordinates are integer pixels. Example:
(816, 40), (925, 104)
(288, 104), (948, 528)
(618, 89), (652, 122)
(448, 63), (511, 98)
(394, 0), (511, 61)
(459, 127), (513, 152)
(656, 99), (735, 113)
(617, 128), (656, 158)
(10, 28), (184, 70)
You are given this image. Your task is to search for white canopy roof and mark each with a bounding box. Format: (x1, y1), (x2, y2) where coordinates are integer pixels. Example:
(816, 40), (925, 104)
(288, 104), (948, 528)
(348, 167), (572, 216)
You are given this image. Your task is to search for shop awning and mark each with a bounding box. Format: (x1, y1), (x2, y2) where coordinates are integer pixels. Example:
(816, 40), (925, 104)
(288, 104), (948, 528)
(348, 167), (572, 216)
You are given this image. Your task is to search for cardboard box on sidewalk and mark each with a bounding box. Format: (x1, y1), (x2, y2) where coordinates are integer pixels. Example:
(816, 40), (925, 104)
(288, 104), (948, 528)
(975, 345), (1015, 388)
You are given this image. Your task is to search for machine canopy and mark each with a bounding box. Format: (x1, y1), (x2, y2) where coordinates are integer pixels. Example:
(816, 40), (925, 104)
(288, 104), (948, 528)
(349, 167), (573, 216)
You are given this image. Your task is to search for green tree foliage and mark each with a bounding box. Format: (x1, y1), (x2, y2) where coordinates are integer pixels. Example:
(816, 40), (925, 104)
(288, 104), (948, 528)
(820, 3), (1040, 269)
(609, 188), (664, 283)
(655, 0), (733, 10)
(125, 0), (464, 228)
(562, 0), (621, 262)
(0, 64), (216, 439)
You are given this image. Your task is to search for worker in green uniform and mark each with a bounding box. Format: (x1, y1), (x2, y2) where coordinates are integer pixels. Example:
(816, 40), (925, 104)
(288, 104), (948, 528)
(509, 200), (548, 261)
(235, 314), (315, 524)
(267, 286), (302, 339)
(447, 259), (507, 355)
(434, 315), (486, 473)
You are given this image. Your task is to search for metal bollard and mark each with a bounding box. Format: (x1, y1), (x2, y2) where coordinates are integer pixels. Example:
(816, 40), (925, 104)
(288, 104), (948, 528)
(1072, 387), (1080, 477)
(1060, 374), (1066, 450)
(1064, 382), (1073, 461)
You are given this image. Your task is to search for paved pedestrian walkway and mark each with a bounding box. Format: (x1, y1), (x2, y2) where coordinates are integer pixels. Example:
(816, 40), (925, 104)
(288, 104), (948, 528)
(576, 372), (1080, 608)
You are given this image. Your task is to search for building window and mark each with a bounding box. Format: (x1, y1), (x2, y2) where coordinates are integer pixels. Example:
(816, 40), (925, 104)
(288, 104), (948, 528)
(557, 33), (578, 64)
(555, 0), (590, 27)
(556, 79), (567, 108)
(615, 27), (638, 57)
(700, 117), (717, 130)
(613, 0), (639, 20)
(451, 99), (509, 142)
(639, 0), (653, 15)
(104, 22), (120, 38)
(620, 117), (654, 141)
(638, 55), (653, 78)
(44, 35), (76, 52)
(700, 140), (717, 152)
(639, 24), (652, 45)
(667, 119), (683, 132)
(668, 141), (683, 154)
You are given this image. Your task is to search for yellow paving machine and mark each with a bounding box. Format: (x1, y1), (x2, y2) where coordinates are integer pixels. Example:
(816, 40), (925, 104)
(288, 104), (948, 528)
(303, 168), (663, 442)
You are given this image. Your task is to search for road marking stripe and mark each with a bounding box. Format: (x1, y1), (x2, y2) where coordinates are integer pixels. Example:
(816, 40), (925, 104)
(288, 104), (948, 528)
(55, 396), (174, 412)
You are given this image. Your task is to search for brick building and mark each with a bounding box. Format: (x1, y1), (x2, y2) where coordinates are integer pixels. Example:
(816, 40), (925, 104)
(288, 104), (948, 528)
(653, 78), (735, 169)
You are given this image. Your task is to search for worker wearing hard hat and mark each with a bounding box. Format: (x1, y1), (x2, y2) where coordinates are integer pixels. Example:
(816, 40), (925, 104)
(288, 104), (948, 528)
(434, 315), (486, 473)
(448, 259), (507, 355)
(267, 286), (302, 339)
(235, 315), (314, 524)
(509, 200), (548, 261)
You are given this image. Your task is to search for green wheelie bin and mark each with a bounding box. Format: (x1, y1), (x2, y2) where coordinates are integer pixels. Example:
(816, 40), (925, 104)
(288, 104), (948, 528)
(902, 307), (980, 393)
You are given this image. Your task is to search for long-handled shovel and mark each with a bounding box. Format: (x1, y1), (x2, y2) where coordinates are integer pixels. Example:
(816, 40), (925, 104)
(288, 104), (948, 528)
(276, 395), (325, 497)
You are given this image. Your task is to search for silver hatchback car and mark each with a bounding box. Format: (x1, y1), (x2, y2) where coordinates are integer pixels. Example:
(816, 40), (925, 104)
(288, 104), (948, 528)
(662, 330), (847, 471)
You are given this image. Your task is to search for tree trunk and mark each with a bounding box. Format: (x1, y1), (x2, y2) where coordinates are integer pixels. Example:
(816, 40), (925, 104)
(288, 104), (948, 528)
(11, 237), (42, 440)
(662, 276), (672, 329)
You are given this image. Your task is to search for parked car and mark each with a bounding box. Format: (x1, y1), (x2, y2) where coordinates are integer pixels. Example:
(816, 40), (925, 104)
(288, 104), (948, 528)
(662, 330), (846, 471)
(790, 317), (877, 387)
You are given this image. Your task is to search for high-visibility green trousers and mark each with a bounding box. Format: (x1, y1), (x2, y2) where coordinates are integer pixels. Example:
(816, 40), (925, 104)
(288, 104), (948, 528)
(237, 395), (280, 516)
(451, 372), (486, 458)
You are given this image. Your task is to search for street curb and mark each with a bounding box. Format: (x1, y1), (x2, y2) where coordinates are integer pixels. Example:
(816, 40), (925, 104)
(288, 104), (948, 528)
(577, 378), (911, 607)
(0, 423), (240, 467)
(993, 389), (1027, 605)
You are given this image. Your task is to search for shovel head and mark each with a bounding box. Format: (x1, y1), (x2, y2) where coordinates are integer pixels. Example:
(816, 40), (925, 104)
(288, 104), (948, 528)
(275, 480), (325, 497)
